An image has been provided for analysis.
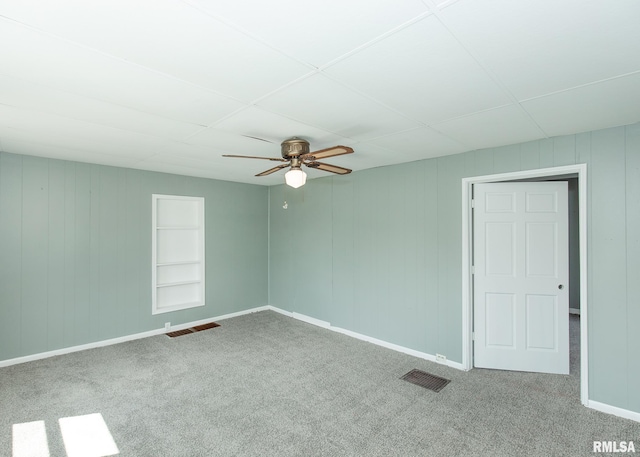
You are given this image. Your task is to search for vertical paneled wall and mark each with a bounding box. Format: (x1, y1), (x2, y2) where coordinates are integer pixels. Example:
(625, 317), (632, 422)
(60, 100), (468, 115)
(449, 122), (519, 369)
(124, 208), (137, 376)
(1, 123), (638, 414)
(269, 123), (640, 414)
(0, 152), (268, 361)
(625, 125), (640, 415)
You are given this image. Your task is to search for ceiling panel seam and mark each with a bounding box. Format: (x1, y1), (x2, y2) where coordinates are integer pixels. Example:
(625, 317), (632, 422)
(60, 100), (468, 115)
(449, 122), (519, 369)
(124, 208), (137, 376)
(424, 7), (549, 138)
(316, 11), (435, 72)
(179, 0), (319, 71)
(0, 14), (248, 106)
(519, 70), (640, 103)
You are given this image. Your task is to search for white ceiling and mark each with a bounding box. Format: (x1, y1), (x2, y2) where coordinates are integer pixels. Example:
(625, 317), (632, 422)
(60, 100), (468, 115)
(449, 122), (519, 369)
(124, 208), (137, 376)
(1, 0), (639, 186)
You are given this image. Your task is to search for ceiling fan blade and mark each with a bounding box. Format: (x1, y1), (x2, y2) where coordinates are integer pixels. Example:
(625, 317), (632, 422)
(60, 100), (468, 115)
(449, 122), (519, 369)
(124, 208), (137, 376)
(223, 154), (287, 162)
(255, 164), (290, 177)
(301, 145), (353, 161)
(306, 161), (352, 175)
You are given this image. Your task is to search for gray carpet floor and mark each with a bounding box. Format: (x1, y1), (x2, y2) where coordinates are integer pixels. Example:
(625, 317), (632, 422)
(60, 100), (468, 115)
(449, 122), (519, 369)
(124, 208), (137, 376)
(1, 311), (639, 456)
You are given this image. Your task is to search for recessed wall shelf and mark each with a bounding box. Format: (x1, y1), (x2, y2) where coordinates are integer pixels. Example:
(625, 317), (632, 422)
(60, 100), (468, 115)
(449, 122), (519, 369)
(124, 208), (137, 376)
(156, 280), (202, 288)
(156, 260), (200, 267)
(156, 226), (200, 230)
(152, 194), (205, 315)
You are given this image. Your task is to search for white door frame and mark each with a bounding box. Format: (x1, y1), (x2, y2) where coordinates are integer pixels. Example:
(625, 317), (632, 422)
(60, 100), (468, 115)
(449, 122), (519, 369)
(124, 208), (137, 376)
(461, 164), (588, 406)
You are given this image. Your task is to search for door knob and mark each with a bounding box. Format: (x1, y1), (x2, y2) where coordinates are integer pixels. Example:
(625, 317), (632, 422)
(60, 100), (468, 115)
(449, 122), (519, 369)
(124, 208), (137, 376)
(558, 284), (564, 290)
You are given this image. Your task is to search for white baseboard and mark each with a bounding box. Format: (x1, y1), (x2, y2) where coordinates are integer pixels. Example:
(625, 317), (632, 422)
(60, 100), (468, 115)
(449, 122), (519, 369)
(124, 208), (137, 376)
(167, 306), (270, 332)
(268, 305), (464, 371)
(0, 328), (167, 368)
(4, 305), (637, 423)
(331, 325), (465, 371)
(292, 311), (330, 329)
(265, 306), (330, 329)
(266, 306), (293, 318)
(271, 306), (639, 423)
(588, 400), (640, 423)
(0, 306), (269, 368)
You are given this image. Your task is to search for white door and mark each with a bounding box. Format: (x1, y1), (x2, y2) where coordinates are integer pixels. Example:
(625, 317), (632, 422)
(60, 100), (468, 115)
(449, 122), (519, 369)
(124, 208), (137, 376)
(473, 182), (569, 374)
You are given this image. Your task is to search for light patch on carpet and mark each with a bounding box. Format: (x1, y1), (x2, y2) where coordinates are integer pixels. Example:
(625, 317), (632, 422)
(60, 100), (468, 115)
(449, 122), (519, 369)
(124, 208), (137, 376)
(58, 413), (119, 457)
(12, 420), (50, 457)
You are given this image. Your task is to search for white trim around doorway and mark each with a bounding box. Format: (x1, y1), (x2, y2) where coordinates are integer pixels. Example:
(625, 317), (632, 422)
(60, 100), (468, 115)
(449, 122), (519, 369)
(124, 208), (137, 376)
(461, 164), (588, 406)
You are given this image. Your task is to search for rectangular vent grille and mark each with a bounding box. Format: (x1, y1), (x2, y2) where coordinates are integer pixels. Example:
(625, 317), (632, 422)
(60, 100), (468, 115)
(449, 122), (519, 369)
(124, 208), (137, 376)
(401, 369), (450, 392)
(166, 322), (220, 338)
(166, 329), (194, 337)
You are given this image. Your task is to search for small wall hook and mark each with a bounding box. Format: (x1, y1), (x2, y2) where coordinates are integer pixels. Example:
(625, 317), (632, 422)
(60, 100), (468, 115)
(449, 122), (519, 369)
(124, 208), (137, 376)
(282, 201), (288, 209)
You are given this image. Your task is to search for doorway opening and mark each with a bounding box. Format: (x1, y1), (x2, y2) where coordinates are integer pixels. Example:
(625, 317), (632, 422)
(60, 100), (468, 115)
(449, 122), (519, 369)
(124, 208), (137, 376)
(461, 164), (588, 406)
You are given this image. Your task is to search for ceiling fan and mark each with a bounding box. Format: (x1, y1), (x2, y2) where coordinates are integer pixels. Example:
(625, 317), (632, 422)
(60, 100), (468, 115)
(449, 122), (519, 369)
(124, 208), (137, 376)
(223, 137), (354, 188)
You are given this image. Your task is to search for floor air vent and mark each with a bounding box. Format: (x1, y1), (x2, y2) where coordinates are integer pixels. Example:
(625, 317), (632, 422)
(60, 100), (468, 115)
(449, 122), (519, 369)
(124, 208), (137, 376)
(401, 369), (450, 392)
(166, 322), (220, 338)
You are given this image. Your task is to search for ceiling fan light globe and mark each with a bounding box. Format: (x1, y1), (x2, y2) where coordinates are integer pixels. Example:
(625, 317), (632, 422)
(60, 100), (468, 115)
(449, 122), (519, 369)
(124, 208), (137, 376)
(285, 168), (307, 188)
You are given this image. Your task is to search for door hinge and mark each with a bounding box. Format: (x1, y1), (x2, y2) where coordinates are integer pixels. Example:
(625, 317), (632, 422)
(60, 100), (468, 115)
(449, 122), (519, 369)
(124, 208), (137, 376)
(472, 332), (475, 341)
(471, 198), (475, 208)
(471, 265), (475, 275)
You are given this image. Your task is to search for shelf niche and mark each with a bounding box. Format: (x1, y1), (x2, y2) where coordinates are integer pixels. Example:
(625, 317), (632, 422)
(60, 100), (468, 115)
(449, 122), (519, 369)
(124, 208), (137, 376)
(152, 194), (205, 315)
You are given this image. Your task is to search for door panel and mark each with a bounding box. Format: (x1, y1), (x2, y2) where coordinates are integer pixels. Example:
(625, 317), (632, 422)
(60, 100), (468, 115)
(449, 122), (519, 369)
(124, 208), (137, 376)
(526, 222), (558, 277)
(525, 294), (557, 350)
(485, 222), (515, 275)
(474, 182), (569, 374)
(485, 293), (515, 348)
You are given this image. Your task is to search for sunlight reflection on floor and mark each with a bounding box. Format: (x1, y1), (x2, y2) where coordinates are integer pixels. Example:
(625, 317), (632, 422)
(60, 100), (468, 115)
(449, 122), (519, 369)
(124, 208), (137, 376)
(59, 413), (119, 457)
(12, 413), (119, 457)
(12, 420), (50, 457)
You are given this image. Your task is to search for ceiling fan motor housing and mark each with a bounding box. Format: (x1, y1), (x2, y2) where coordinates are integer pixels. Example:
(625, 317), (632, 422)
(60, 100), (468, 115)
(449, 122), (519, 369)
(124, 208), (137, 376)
(281, 137), (310, 158)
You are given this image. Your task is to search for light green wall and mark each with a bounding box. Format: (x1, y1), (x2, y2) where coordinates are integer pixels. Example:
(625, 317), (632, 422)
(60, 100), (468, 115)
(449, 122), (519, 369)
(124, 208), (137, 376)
(1, 123), (638, 415)
(0, 152), (268, 361)
(269, 123), (640, 414)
